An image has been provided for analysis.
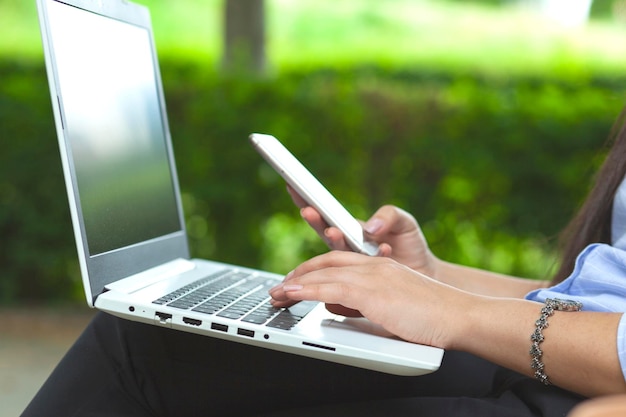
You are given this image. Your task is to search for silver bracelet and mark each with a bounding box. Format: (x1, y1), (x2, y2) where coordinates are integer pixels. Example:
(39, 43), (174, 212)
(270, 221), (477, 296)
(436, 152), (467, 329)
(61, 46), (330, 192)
(530, 298), (582, 385)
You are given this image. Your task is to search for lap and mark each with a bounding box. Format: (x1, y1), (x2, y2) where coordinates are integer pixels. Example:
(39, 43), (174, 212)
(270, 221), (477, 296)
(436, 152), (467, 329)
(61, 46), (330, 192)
(22, 312), (584, 417)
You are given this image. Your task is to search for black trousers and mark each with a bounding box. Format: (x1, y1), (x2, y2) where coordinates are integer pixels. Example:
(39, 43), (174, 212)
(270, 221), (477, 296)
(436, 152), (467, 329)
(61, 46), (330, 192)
(23, 312), (584, 417)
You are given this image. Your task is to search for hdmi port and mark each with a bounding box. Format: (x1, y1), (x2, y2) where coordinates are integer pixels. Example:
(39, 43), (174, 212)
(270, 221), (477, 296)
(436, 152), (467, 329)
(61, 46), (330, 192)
(183, 317), (202, 326)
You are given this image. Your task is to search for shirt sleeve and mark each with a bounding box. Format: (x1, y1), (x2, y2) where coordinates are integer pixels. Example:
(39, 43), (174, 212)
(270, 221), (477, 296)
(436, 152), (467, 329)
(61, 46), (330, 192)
(526, 243), (626, 382)
(525, 243), (626, 312)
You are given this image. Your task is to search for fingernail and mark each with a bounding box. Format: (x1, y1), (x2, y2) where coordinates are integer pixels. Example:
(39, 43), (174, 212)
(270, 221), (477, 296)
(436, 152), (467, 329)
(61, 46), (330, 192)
(284, 270), (295, 281)
(283, 284), (304, 292)
(364, 218), (383, 234)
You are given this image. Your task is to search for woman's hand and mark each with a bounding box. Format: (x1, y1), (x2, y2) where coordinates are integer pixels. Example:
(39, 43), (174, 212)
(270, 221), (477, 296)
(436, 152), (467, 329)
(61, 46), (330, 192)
(286, 186), (440, 277)
(270, 250), (468, 348)
(287, 186), (546, 300)
(270, 251), (626, 398)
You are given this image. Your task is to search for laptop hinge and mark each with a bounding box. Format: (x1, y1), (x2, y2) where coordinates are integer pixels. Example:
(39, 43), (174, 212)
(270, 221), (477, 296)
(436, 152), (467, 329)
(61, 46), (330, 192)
(104, 258), (195, 294)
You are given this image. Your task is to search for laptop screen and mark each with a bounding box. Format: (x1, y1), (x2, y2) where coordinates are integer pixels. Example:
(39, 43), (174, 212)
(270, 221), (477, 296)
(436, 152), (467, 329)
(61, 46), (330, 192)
(47, 0), (181, 256)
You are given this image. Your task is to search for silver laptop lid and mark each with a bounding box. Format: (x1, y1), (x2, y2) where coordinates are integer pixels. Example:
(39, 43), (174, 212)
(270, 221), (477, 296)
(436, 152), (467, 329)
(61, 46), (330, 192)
(37, 0), (189, 305)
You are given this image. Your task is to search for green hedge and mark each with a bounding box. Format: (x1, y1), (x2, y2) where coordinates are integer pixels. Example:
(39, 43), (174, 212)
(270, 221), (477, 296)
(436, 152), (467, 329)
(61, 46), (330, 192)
(1, 60), (624, 304)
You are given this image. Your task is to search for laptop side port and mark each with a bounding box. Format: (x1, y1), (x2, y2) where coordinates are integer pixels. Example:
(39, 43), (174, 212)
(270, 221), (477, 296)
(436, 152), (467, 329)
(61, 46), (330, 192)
(302, 341), (336, 351)
(211, 323), (228, 332)
(237, 328), (255, 338)
(183, 317), (202, 326)
(155, 312), (172, 327)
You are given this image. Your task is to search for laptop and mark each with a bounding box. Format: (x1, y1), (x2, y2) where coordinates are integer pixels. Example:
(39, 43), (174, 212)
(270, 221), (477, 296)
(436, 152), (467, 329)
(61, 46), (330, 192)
(36, 0), (444, 376)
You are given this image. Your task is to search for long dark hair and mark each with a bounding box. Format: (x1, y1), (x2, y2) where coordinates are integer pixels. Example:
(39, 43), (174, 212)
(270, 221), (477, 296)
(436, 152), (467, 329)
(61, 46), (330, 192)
(552, 108), (626, 284)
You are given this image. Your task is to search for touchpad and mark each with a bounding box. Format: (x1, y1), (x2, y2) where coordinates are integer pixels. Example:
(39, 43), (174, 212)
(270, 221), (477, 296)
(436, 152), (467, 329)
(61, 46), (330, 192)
(328, 316), (400, 339)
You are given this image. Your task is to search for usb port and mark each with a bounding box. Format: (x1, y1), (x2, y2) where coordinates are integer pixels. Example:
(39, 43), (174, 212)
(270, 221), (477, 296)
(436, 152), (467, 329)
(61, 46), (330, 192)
(183, 317), (202, 326)
(211, 323), (228, 332)
(237, 328), (255, 338)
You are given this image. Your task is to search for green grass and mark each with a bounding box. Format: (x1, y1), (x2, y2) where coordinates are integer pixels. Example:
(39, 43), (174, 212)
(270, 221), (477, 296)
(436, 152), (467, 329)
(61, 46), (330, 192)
(3, 0), (626, 78)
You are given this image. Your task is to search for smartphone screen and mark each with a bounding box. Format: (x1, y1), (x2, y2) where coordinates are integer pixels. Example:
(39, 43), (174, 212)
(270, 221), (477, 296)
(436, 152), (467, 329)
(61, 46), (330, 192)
(250, 133), (379, 256)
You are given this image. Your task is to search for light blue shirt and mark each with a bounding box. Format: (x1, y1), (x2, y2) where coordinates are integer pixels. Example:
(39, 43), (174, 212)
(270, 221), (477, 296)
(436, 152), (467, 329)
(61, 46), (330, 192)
(525, 175), (626, 381)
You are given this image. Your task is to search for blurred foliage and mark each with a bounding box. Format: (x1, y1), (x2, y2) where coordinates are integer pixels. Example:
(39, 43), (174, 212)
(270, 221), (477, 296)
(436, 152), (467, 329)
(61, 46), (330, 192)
(5, 0), (626, 77)
(1, 60), (624, 304)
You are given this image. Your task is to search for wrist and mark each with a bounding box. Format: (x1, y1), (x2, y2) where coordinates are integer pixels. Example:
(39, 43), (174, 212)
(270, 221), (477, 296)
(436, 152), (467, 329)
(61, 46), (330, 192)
(447, 297), (551, 377)
(431, 258), (457, 284)
(443, 292), (491, 351)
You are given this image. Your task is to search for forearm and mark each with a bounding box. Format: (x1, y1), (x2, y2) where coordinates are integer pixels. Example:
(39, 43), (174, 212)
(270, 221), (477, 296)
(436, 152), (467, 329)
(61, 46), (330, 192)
(452, 296), (626, 398)
(436, 260), (548, 298)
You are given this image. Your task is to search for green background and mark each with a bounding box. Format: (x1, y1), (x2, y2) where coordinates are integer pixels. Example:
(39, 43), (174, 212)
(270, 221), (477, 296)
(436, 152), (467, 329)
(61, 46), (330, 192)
(2, 0), (626, 304)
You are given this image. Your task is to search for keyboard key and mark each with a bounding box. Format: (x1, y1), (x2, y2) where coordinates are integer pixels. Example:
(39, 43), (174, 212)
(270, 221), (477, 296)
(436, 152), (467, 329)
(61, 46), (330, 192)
(216, 310), (245, 319)
(241, 314), (271, 324)
(151, 269), (315, 331)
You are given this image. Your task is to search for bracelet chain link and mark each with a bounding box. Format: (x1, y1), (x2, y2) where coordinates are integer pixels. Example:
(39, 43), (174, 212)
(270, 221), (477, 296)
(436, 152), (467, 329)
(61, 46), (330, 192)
(529, 298), (582, 385)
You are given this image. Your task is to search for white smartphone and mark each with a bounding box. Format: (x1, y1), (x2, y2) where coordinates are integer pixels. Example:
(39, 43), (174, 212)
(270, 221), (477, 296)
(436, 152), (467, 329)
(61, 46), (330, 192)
(249, 133), (380, 256)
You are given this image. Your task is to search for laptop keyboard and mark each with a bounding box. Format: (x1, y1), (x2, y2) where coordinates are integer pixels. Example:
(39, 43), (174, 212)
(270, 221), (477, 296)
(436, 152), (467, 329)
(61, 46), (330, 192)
(152, 269), (316, 330)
